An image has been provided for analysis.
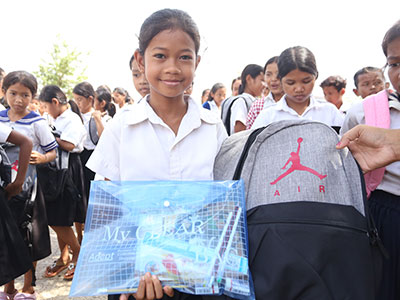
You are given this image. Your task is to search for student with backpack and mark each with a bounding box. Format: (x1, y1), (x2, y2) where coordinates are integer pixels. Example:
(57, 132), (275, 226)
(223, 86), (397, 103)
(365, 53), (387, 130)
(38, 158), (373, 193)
(252, 46), (344, 130)
(86, 8), (227, 300)
(38, 85), (87, 281)
(221, 64), (264, 135)
(0, 125), (34, 297)
(340, 19), (400, 300)
(0, 71), (58, 300)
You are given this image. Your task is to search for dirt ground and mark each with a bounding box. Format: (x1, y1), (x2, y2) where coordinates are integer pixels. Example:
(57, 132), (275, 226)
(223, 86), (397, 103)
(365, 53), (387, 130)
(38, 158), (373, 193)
(12, 230), (107, 300)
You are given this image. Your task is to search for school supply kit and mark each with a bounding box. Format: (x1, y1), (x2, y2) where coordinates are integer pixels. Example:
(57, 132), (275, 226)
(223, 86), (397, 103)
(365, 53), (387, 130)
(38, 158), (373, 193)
(70, 180), (255, 300)
(214, 119), (386, 300)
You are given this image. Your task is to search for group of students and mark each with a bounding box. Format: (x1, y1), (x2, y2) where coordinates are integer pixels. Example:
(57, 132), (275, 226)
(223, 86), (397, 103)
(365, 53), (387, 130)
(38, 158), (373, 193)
(0, 7), (399, 300)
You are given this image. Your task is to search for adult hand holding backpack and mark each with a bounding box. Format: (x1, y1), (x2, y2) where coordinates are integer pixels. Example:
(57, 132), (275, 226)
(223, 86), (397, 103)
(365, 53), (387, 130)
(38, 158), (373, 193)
(337, 125), (400, 172)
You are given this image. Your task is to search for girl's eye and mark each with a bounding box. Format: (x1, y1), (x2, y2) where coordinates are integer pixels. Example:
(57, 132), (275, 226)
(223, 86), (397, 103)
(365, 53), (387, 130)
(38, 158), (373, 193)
(389, 62), (400, 68)
(180, 55), (192, 60)
(154, 53), (165, 59)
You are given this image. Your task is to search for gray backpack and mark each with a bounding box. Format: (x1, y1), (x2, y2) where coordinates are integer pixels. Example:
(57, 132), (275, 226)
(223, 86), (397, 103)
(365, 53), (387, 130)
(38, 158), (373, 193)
(214, 120), (385, 300)
(220, 94), (253, 135)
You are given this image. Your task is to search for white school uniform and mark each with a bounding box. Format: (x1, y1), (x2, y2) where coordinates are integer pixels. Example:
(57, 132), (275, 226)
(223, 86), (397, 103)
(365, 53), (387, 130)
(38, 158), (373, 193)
(230, 93), (255, 134)
(0, 123), (11, 143)
(87, 96), (227, 181)
(340, 93), (400, 196)
(0, 110), (57, 153)
(252, 95), (344, 129)
(54, 108), (86, 153)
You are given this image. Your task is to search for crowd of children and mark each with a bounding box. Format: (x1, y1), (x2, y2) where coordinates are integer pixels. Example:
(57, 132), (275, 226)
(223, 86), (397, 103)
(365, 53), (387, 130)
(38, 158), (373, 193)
(0, 8), (399, 300)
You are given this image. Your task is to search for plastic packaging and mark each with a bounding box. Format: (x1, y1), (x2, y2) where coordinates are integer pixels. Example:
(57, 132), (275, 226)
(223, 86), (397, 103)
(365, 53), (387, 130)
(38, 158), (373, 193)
(70, 180), (254, 299)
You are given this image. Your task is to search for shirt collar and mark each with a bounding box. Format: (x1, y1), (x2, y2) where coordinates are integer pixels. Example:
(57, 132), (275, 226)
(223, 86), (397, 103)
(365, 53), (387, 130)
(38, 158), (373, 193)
(125, 95), (221, 126)
(277, 95), (319, 115)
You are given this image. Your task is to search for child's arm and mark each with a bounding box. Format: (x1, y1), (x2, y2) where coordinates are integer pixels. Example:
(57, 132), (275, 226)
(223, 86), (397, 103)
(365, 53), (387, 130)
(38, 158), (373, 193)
(92, 111), (105, 137)
(5, 130), (33, 198)
(55, 137), (75, 152)
(30, 149), (56, 164)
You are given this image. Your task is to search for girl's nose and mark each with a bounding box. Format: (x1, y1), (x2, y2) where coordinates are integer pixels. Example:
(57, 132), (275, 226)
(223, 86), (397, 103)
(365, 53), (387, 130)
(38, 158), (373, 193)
(165, 59), (180, 74)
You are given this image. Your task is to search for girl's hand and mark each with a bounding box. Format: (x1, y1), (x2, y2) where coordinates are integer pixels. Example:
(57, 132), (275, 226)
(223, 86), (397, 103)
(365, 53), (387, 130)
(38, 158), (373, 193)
(4, 179), (24, 199)
(30, 150), (46, 165)
(92, 110), (105, 121)
(120, 273), (174, 300)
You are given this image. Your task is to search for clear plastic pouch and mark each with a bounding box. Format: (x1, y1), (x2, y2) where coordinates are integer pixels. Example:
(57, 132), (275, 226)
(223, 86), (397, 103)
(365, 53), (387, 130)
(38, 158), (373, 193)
(70, 180), (254, 299)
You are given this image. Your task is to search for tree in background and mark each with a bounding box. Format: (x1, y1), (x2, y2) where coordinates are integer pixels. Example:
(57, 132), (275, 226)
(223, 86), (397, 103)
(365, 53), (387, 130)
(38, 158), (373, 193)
(34, 36), (88, 98)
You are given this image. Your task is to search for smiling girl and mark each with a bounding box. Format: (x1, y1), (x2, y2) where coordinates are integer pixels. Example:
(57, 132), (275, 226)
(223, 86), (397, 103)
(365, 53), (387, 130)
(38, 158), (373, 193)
(86, 8), (227, 300)
(252, 46), (344, 130)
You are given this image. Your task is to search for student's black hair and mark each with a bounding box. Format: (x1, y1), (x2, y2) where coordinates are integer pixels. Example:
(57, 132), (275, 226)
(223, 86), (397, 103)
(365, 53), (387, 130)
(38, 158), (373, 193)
(382, 19), (400, 57)
(277, 46), (318, 80)
(129, 53), (135, 70)
(138, 9), (200, 56)
(264, 56), (279, 73)
(96, 85), (111, 94)
(202, 88), (210, 97)
(353, 67), (384, 89)
(320, 76), (347, 92)
(207, 83), (225, 102)
(231, 77), (240, 91)
(238, 64), (263, 95)
(39, 85), (68, 104)
(113, 87), (132, 104)
(73, 81), (95, 100)
(97, 90), (116, 117)
(2, 71), (38, 97)
(68, 99), (83, 123)
(0, 68), (5, 81)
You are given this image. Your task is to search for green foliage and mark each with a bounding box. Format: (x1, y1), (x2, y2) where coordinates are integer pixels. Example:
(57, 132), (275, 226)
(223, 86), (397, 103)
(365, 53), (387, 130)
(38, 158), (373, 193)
(34, 36), (88, 98)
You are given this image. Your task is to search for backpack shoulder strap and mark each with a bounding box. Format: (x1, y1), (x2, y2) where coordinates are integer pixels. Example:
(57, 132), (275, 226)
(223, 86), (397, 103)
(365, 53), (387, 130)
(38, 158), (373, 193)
(222, 96), (240, 136)
(362, 90), (390, 197)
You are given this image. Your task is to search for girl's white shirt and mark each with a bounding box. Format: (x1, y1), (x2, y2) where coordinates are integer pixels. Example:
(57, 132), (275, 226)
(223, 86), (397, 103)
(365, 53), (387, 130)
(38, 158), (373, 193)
(54, 108), (86, 153)
(230, 93), (255, 134)
(0, 122), (11, 143)
(87, 96), (227, 181)
(252, 95), (344, 129)
(208, 101), (221, 117)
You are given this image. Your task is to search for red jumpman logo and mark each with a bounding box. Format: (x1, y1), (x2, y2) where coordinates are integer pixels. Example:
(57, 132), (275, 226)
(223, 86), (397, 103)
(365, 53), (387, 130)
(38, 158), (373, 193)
(270, 138), (327, 185)
(11, 160), (18, 172)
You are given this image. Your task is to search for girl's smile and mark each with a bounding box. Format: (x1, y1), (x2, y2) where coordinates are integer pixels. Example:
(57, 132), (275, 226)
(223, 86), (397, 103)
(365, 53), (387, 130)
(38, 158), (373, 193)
(138, 29), (200, 101)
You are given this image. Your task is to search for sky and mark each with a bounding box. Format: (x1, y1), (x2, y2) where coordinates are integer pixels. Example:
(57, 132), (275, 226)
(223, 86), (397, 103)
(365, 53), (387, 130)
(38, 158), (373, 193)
(1, 0), (400, 103)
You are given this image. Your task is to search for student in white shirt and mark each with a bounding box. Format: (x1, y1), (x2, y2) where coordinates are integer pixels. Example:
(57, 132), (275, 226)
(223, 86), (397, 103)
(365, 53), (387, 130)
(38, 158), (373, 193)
(38, 85), (87, 281)
(230, 64), (264, 134)
(72, 82), (96, 244)
(86, 8), (227, 300)
(252, 46), (344, 130)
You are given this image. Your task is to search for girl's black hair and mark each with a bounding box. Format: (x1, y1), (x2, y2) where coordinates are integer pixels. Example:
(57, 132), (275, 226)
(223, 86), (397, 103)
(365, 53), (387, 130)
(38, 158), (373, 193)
(138, 9), (200, 56)
(231, 77), (240, 91)
(113, 87), (132, 104)
(96, 84), (111, 94)
(39, 85), (68, 104)
(68, 99), (84, 123)
(264, 56), (279, 73)
(97, 90), (116, 117)
(382, 19), (400, 57)
(73, 81), (95, 100)
(207, 83), (225, 102)
(238, 64), (263, 95)
(2, 71), (38, 97)
(277, 46), (318, 79)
